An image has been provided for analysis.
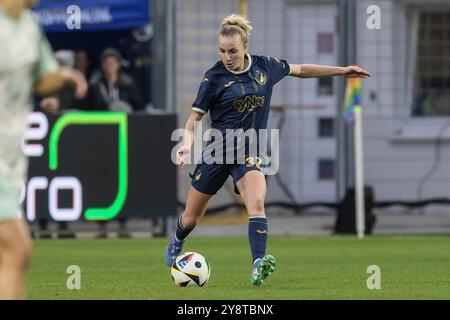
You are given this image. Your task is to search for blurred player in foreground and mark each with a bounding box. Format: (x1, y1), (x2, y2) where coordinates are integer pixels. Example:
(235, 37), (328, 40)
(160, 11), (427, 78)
(0, 0), (87, 299)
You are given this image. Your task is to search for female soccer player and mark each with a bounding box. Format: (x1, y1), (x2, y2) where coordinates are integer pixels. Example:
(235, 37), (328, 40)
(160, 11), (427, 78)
(165, 14), (370, 286)
(0, 0), (87, 299)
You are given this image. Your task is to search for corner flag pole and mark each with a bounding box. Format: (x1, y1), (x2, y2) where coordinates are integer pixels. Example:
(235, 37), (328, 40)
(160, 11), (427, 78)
(354, 105), (365, 239)
(343, 78), (365, 239)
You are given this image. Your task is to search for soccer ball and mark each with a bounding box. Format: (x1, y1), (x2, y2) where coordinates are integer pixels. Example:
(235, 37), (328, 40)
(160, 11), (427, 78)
(171, 252), (211, 287)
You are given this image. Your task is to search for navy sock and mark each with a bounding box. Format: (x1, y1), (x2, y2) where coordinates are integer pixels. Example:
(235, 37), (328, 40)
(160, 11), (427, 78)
(248, 216), (268, 263)
(174, 213), (193, 243)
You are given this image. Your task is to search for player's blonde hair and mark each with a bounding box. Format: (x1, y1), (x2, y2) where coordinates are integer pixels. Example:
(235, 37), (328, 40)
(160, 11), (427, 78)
(219, 14), (252, 44)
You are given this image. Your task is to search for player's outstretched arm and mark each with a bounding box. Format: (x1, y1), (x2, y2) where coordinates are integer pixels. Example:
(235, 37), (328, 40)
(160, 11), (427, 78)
(289, 64), (371, 79)
(33, 66), (88, 99)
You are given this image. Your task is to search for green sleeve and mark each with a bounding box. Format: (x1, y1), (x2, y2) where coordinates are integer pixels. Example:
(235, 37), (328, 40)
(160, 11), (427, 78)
(32, 24), (59, 83)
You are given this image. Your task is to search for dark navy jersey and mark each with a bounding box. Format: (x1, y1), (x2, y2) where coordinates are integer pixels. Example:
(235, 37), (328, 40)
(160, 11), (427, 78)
(192, 54), (291, 133)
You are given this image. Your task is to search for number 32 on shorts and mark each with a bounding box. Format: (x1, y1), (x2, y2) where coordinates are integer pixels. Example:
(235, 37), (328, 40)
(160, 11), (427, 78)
(245, 156), (262, 169)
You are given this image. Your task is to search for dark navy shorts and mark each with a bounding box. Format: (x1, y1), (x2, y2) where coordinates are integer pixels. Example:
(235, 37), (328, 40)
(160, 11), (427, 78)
(190, 156), (264, 195)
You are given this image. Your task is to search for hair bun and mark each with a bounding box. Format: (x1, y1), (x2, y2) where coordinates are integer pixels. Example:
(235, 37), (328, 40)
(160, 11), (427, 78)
(221, 14), (252, 38)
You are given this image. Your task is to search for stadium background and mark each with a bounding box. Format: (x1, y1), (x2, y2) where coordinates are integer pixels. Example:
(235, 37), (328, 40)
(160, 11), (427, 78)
(17, 0), (450, 301)
(26, 0), (450, 236)
(175, 0), (450, 218)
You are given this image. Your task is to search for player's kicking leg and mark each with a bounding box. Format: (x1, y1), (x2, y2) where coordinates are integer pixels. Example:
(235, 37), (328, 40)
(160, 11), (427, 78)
(164, 186), (212, 266)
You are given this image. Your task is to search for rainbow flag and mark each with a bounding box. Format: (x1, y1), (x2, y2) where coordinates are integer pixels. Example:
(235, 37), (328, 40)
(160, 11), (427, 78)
(343, 78), (362, 125)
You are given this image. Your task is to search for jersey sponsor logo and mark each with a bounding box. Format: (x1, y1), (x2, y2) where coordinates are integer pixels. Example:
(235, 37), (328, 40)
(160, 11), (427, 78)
(232, 95), (265, 113)
(224, 80), (235, 88)
(256, 230), (268, 234)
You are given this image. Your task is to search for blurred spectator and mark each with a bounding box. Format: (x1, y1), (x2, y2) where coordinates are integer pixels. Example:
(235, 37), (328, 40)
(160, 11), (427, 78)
(87, 47), (144, 113)
(89, 48), (137, 238)
(55, 49), (75, 68)
(39, 49), (87, 112)
(72, 49), (93, 109)
(74, 49), (93, 81)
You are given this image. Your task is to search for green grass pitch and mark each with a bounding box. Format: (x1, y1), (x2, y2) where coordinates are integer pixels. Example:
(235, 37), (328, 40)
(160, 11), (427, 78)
(27, 235), (450, 299)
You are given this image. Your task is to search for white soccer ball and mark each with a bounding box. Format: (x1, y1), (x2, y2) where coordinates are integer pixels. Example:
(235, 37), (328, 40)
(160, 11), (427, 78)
(171, 252), (211, 287)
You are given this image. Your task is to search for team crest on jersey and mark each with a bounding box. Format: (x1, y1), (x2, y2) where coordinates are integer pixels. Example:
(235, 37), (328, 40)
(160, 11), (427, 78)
(255, 70), (267, 85)
(195, 171), (202, 181)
